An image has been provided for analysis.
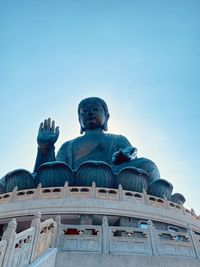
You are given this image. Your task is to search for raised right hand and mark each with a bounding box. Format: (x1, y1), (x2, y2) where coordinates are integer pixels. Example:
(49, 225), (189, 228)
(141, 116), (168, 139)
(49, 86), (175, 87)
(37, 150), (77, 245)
(37, 118), (59, 148)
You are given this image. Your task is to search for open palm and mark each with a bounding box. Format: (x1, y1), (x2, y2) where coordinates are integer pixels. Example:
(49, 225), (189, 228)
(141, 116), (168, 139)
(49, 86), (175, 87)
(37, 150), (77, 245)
(37, 118), (59, 147)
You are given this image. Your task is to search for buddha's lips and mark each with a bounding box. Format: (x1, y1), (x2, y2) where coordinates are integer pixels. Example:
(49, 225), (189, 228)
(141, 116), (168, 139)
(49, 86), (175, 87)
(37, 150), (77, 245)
(87, 117), (96, 120)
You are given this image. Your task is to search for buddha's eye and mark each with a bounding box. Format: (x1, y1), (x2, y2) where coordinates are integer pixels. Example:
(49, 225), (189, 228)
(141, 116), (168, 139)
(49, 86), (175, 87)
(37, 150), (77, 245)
(81, 109), (88, 113)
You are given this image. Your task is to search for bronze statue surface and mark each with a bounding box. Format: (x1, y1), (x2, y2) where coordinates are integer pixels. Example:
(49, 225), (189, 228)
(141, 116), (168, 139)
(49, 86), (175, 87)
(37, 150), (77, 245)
(34, 97), (161, 187)
(0, 96), (185, 204)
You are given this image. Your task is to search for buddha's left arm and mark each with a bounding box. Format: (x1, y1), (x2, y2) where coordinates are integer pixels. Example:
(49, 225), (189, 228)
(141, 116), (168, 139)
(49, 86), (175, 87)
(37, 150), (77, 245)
(112, 135), (137, 164)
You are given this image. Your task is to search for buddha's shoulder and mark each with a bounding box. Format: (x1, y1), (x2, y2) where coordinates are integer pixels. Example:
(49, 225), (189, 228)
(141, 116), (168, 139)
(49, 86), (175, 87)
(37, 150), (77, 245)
(105, 132), (126, 138)
(104, 133), (129, 141)
(59, 133), (128, 148)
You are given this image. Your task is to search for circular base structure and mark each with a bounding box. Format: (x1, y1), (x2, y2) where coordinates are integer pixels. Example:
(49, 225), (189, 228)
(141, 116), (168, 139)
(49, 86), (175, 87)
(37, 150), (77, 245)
(0, 184), (199, 230)
(0, 185), (200, 266)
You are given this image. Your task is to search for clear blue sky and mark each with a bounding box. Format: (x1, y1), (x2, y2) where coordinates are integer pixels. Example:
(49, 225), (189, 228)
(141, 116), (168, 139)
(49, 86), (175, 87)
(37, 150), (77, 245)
(0, 1), (200, 213)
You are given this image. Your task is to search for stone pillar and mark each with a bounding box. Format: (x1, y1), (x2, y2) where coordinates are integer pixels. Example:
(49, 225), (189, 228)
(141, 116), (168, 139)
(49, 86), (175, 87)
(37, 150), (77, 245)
(118, 184), (124, 201)
(163, 195), (170, 209)
(187, 225), (200, 259)
(102, 216), (109, 253)
(62, 181), (70, 198)
(143, 188), (149, 205)
(2, 218), (17, 267)
(91, 182), (96, 199)
(54, 215), (61, 248)
(33, 183), (42, 200)
(30, 211), (41, 263)
(147, 220), (159, 256)
(9, 186), (18, 203)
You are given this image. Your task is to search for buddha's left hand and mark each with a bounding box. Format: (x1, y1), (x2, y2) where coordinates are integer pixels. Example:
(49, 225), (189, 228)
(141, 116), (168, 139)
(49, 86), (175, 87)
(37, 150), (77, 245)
(112, 147), (137, 164)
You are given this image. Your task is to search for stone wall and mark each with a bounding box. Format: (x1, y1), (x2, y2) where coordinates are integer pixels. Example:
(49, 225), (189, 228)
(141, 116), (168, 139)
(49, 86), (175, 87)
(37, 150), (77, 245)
(55, 252), (200, 267)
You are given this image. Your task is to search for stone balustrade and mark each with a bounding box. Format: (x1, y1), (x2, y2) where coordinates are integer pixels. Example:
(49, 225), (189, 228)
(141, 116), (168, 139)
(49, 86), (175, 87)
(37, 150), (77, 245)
(0, 240), (7, 266)
(11, 227), (35, 267)
(157, 229), (195, 257)
(0, 214), (200, 266)
(55, 217), (200, 259)
(1, 218), (35, 267)
(56, 224), (102, 252)
(0, 184), (199, 223)
(37, 218), (56, 257)
(0, 214), (56, 267)
(109, 225), (150, 254)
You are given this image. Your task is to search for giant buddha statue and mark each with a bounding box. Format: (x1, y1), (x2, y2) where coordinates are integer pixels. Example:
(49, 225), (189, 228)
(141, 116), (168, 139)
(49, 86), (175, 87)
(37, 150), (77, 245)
(1, 96), (185, 203)
(33, 97), (169, 196)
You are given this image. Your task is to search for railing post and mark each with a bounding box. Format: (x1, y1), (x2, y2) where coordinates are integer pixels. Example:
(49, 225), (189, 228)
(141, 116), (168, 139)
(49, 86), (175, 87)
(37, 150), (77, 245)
(62, 181), (70, 198)
(142, 188), (148, 204)
(54, 215), (61, 248)
(33, 183), (42, 200)
(102, 216), (109, 253)
(187, 225), (200, 259)
(163, 195), (170, 209)
(2, 218), (17, 267)
(118, 184), (124, 201)
(9, 186), (18, 203)
(30, 211), (41, 263)
(147, 220), (159, 256)
(91, 182), (96, 199)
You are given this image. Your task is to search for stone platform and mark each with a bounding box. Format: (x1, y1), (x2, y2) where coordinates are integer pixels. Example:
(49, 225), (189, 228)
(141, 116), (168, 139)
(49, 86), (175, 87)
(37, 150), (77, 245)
(0, 184), (200, 266)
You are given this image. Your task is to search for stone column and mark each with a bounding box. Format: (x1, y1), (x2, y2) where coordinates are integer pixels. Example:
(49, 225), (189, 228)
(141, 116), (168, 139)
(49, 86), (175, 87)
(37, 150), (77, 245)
(2, 218), (17, 267)
(147, 220), (159, 256)
(91, 182), (96, 199)
(102, 216), (109, 253)
(33, 183), (42, 200)
(9, 186), (18, 203)
(54, 215), (61, 248)
(142, 189), (149, 205)
(163, 195), (170, 209)
(30, 211), (41, 263)
(118, 184), (124, 201)
(62, 181), (70, 198)
(188, 225), (200, 259)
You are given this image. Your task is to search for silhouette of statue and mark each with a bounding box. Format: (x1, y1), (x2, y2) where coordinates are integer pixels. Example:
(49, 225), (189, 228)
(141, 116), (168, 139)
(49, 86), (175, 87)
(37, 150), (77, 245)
(34, 97), (160, 187)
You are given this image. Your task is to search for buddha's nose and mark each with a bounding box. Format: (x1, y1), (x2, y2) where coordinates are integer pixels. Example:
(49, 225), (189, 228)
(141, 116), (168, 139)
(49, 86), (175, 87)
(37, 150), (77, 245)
(87, 108), (93, 115)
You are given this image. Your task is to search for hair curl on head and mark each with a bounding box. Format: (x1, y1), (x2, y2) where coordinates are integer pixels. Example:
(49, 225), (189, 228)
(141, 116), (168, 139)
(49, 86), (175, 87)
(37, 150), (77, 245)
(78, 97), (109, 134)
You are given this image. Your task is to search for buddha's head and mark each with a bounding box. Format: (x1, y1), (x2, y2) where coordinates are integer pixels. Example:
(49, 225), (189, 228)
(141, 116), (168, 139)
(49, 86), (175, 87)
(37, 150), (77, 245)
(78, 97), (110, 134)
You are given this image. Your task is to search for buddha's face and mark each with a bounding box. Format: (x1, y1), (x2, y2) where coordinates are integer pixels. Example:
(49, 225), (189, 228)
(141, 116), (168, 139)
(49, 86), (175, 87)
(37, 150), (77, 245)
(79, 102), (109, 131)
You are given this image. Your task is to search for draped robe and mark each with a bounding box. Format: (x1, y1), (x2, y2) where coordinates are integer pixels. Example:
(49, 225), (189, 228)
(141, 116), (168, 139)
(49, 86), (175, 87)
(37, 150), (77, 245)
(56, 132), (131, 170)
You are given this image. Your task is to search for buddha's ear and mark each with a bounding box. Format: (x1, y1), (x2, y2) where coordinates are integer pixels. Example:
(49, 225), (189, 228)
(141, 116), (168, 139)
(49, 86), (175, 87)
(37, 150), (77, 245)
(80, 126), (85, 134)
(78, 117), (85, 134)
(103, 113), (110, 131)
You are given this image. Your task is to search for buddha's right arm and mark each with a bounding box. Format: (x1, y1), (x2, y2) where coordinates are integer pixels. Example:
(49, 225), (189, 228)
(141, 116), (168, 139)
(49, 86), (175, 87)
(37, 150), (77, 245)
(33, 118), (59, 172)
(33, 145), (56, 172)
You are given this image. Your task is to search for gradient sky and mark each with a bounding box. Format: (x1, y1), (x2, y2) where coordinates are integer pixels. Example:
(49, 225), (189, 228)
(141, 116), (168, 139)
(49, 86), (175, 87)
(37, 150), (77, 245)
(1, 1), (200, 213)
